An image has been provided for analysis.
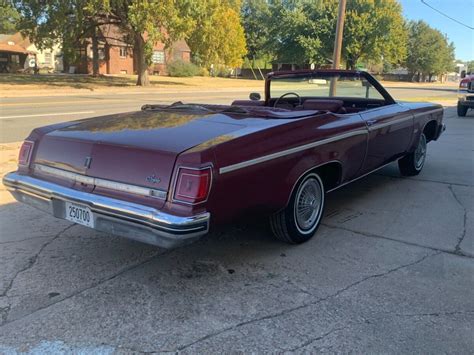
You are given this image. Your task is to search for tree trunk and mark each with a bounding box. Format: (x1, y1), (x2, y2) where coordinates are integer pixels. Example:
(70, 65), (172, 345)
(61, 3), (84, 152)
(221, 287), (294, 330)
(91, 26), (99, 77)
(345, 57), (357, 70)
(135, 33), (150, 86)
(62, 50), (69, 74)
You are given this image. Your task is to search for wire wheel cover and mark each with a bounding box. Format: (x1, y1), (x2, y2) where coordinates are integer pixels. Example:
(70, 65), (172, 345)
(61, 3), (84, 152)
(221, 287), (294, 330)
(415, 134), (427, 170)
(295, 178), (323, 232)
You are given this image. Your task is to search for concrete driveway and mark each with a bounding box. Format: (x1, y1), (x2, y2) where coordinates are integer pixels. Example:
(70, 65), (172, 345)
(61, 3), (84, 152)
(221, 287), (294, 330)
(0, 106), (473, 353)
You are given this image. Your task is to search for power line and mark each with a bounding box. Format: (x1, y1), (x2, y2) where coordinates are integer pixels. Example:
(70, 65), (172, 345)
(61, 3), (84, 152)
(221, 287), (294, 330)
(420, 0), (474, 30)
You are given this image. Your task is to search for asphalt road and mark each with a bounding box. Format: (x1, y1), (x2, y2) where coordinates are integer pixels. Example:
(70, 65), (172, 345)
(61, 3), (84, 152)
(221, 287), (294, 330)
(0, 84), (458, 143)
(0, 101), (473, 352)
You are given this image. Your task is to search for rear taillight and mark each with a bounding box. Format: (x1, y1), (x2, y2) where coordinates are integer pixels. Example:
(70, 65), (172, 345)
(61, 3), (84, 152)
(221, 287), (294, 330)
(174, 167), (212, 204)
(460, 79), (469, 89)
(18, 141), (34, 166)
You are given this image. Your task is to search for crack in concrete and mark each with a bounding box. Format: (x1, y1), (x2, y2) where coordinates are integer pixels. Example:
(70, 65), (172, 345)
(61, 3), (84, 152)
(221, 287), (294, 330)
(176, 251), (438, 352)
(286, 326), (349, 351)
(0, 235), (53, 245)
(448, 185), (467, 255)
(0, 247), (172, 328)
(283, 309), (474, 352)
(375, 173), (472, 188)
(0, 224), (75, 325)
(267, 280), (315, 298)
(98, 342), (157, 354)
(322, 223), (472, 259)
(0, 305), (10, 325)
(393, 310), (474, 318)
(0, 225), (75, 299)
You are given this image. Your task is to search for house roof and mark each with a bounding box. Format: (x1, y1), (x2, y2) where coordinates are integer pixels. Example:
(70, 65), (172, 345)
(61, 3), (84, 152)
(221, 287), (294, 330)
(0, 42), (29, 53)
(98, 24), (130, 46)
(172, 39), (190, 53)
(0, 33), (35, 53)
(97, 25), (190, 52)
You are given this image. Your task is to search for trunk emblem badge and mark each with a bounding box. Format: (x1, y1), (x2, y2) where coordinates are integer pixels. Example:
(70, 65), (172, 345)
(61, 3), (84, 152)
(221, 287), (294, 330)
(146, 175), (161, 184)
(84, 156), (92, 168)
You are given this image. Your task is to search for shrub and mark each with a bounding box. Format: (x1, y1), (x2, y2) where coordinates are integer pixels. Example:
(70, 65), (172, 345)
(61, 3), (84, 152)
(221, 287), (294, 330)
(198, 66), (209, 77)
(167, 60), (199, 77)
(210, 64), (232, 77)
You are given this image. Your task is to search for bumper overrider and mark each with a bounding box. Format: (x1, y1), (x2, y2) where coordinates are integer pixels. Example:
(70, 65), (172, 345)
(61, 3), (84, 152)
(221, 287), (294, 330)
(3, 172), (210, 248)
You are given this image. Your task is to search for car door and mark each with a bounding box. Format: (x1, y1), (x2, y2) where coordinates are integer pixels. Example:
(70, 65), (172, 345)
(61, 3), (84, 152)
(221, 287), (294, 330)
(360, 103), (413, 173)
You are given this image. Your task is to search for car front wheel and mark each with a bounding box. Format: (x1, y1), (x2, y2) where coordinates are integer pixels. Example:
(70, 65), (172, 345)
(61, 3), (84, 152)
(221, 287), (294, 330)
(270, 173), (325, 244)
(398, 133), (427, 176)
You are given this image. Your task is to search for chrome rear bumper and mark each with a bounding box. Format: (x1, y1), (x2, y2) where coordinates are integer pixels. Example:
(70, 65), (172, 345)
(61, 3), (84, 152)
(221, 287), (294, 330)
(3, 172), (210, 248)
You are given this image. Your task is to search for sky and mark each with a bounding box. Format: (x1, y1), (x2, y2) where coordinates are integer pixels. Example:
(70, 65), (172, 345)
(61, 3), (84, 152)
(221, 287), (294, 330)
(399, 0), (474, 61)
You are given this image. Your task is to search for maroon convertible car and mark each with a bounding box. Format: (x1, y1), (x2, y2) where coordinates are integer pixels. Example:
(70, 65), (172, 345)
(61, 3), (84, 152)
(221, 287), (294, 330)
(4, 70), (445, 248)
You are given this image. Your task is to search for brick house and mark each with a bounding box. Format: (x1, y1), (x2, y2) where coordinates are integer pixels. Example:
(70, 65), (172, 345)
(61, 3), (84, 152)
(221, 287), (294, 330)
(74, 25), (191, 75)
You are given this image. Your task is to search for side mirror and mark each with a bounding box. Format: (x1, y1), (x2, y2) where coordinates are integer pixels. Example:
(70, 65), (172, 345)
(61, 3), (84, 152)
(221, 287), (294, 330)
(249, 92), (261, 101)
(460, 70), (466, 78)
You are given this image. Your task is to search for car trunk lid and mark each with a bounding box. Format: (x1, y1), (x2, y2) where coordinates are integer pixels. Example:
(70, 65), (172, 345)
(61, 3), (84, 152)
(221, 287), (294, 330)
(33, 110), (245, 206)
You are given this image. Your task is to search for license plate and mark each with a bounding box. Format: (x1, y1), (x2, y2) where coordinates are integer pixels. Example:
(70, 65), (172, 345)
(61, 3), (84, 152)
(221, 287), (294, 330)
(65, 201), (94, 228)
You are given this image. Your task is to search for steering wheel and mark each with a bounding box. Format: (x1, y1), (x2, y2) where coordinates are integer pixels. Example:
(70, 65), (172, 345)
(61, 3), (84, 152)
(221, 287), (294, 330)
(274, 92), (302, 108)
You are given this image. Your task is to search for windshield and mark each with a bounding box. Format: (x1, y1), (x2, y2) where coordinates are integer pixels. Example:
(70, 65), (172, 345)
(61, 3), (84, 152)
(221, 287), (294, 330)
(270, 73), (385, 100)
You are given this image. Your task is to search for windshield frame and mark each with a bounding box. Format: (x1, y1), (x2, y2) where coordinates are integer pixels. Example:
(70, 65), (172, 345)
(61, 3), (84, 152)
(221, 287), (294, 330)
(265, 70), (395, 106)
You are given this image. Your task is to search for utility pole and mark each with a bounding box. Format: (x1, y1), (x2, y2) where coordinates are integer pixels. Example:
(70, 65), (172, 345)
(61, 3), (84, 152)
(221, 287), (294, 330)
(330, 0), (347, 96)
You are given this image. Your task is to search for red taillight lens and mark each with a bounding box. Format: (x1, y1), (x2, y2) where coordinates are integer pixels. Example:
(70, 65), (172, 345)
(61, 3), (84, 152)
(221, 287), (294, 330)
(174, 167), (212, 204)
(18, 141), (34, 166)
(460, 79), (469, 89)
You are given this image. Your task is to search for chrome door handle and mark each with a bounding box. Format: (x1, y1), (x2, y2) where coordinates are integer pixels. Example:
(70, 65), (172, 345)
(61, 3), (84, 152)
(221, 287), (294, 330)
(366, 119), (377, 126)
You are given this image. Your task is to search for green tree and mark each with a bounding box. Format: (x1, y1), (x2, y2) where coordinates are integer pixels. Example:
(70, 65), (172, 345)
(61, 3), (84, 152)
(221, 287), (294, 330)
(248, 0), (406, 70)
(406, 20), (455, 81)
(186, 0), (247, 68)
(342, 0), (407, 69)
(14, 0), (108, 76)
(467, 60), (474, 73)
(0, 0), (19, 34)
(241, 0), (272, 64)
(259, 0), (336, 67)
(89, 0), (194, 86)
(16, 0), (193, 85)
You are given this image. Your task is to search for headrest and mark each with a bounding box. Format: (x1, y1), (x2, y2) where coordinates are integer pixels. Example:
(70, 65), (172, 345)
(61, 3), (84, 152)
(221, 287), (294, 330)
(303, 99), (344, 113)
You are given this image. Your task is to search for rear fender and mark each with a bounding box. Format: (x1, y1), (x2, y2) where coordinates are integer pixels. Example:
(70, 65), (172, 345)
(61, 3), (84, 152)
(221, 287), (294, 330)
(409, 108), (443, 151)
(283, 159), (343, 209)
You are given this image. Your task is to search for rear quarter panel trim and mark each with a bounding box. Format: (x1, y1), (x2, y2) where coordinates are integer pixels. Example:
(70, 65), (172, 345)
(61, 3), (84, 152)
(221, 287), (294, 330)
(218, 129), (367, 174)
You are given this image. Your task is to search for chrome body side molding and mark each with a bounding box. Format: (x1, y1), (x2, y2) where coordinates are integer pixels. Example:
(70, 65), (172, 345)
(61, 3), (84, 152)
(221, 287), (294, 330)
(219, 129), (368, 174)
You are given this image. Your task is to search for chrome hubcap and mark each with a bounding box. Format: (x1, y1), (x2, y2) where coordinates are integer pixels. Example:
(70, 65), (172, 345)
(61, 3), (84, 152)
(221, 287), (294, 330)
(295, 178), (322, 232)
(414, 134), (427, 170)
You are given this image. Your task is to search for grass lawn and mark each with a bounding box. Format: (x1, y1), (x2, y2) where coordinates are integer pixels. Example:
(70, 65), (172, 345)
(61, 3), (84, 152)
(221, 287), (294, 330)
(0, 73), (263, 96)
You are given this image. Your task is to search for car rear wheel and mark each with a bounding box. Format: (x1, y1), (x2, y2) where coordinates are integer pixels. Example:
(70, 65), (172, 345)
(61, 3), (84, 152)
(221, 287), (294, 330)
(270, 173), (325, 244)
(457, 102), (468, 117)
(398, 133), (427, 176)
